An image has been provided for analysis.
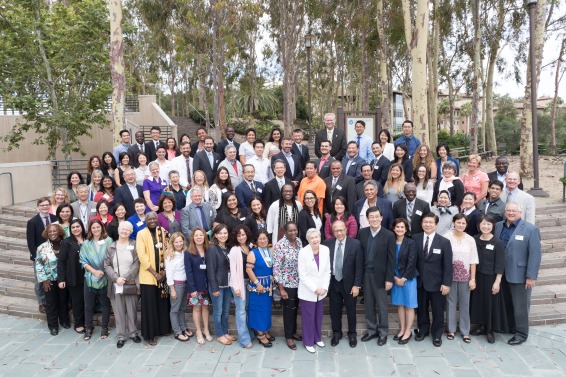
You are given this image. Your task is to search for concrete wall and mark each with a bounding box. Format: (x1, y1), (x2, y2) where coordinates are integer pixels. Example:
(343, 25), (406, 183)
(0, 161), (52, 206)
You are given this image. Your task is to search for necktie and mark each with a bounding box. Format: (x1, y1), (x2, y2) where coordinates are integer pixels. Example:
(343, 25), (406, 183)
(43, 216), (48, 228)
(250, 181), (256, 193)
(424, 236), (430, 258)
(185, 158), (192, 185)
(332, 178), (337, 190)
(196, 206), (208, 231)
(155, 141), (158, 149)
(357, 135), (361, 148)
(139, 144), (144, 152)
(335, 242), (343, 281)
(298, 144), (302, 153)
(506, 190), (512, 203)
(407, 201), (413, 227)
(207, 152), (213, 168)
(278, 179), (283, 190)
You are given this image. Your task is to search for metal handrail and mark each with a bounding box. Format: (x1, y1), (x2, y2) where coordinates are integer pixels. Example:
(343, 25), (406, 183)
(0, 172), (14, 205)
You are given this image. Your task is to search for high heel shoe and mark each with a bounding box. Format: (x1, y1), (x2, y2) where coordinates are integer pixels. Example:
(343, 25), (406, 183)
(257, 336), (272, 348)
(398, 333), (412, 345)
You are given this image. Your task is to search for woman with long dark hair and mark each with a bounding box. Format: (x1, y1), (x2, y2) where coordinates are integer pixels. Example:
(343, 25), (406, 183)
(107, 203), (127, 241)
(323, 196), (357, 239)
(209, 166), (234, 210)
(54, 203), (74, 238)
(264, 128), (283, 159)
(243, 196), (267, 235)
(93, 176), (117, 203)
(213, 192), (249, 233)
(298, 190), (323, 246)
(378, 129), (395, 161)
(101, 151), (117, 177)
(393, 144), (413, 182)
(66, 171), (84, 203)
(86, 155), (102, 185)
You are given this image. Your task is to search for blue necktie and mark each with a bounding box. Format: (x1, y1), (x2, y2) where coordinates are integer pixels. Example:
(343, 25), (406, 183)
(357, 136), (361, 156)
(196, 206), (208, 231)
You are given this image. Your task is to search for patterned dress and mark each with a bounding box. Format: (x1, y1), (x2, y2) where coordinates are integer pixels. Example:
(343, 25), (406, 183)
(248, 247), (273, 332)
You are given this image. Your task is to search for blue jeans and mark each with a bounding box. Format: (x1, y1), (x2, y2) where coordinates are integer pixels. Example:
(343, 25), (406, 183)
(232, 288), (252, 347)
(210, 286), (232, 336)
(170, 283), (188, 335)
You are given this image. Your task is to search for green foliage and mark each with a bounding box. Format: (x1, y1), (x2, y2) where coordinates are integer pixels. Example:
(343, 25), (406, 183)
(188, 109), (212, 126)
(0, 0), (111, 159)
(493, 95), (521, 155)
(437, 129), (471, 149)
(227, 86), (280, 118)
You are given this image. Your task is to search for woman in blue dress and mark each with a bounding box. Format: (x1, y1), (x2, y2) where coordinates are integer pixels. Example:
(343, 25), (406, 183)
(246, 230), (274, 347)
(391, 218), (418, 345)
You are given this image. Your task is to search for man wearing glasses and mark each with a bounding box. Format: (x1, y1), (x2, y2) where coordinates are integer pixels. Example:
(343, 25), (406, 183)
(500, 172), (535, 224)
(394, 120), (421, 159)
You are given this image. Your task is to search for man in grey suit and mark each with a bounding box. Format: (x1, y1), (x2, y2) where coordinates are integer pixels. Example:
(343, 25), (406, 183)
(342, 141), (365, 183)
(500, 172), (535, 224)
(495, 202), (541, 345)
(181, 187), (215, 239)
(478, 180), (505, 222)
(71, 184), (96, 226)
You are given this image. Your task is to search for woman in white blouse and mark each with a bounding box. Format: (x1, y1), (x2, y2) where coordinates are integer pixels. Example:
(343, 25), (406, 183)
(413, 163), (434, 205)
(298, 228), (330, 353)
(379, 129), (395, 161)
(238, 128), (257, 165)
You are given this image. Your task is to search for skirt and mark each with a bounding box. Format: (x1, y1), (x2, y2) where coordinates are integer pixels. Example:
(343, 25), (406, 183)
(188, 290), (210, 306)
(140, 284), (171, 340)
(469, 272), (509, 332)
(391, 277), (418, 309)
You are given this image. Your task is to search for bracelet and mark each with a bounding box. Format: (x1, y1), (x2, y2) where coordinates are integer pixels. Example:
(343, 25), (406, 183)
(470, 279), (476, 282)
(254, 280), (259, 285)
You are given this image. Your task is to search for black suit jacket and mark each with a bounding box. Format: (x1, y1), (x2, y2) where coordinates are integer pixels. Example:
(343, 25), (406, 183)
(314, 128), (347, 161)
(432, 178), (464, 207)
(370, 155), (391, 187)
(357, 227), (396, 286)
(271, 152), (303, 183)
(487, 171), (523, 191)
(113, 184), (143, 218)
(396, 237), (418, 280)
(291, 143), (310, 171)
(26, 214), (57, 260)
(353, 197), (393, 231)
(324, 174), (357, 215)
(193, 150), (221, 186)
(217, 139), (240, 162)
(414, 232), (453, 292)
(127, 144), (146, 168)
(235, 180), (264, 210)
(144, 140), (166, 162)
(314, 156), (335, 180)
(190, 141), (218, 158)
(392, 198), (431, 235)
(263, 177), (293, 207)
(324, 236), (364, 292)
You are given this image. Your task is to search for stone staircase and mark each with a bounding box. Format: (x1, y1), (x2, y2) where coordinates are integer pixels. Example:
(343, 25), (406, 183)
(1, 203), (566, 336)
(170, 116), (204, 140)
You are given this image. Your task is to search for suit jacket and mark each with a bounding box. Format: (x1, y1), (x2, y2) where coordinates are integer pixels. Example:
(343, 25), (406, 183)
(127, 143), (146, 168)
(206, 245), (231, 293)
(298, 209), (324, 246)
(314, 156), (335, 180)
(181, 202), (215, 239)
(500, 189), (536, 224)
(314, 128), (347, 161)
(291, 142), (310, 171)
(144, 140), (166, 162)
(219, 159), (244, 188)
(26, 213), (57, 260)
(324, 174), (357, 215)
(235, 180), (264, 210)
(193, 150), (221, 186)
(216, 139), (240, 162)
(263, 176), (293, 208)
(190, 141), (217, 157)
(354, 197), (394, 231)
(392, 198), (431, 235)
(432, 178), (465, 207)
(70, 201), (97, 225)
(370, 155), (391, 186)
(357, 227), (396, 286)
(342, 155), (365, 183)
(396, 237), (418, 280)
(414, 232), (453, 292)
(478, 197), (505, 222)
(356, 180), (384, 201)
(495, 219), (541, 284)
(113, 183), (143, 218)
(170, 155), (194, 188)
(298, 244), (331, 302)
(272, 151), (303, 183)
(487, 171), (523, 190)
(324, 236), (364, 292)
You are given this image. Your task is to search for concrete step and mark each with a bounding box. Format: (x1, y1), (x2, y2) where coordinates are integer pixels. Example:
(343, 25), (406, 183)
(0, 213), (29, 228)
(0, 249), (33, 266)
(537, 268), (566, 286)
(0, 235), (29, 253)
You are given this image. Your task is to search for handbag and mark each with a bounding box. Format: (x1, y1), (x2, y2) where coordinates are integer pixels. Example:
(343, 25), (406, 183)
(115, 245), (139, 296)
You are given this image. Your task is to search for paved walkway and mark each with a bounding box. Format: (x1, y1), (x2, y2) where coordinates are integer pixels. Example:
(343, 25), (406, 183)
(2, 315), (566, 376)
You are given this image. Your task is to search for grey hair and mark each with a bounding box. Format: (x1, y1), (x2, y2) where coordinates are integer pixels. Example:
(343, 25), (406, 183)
(363, 180), (378, 189)
(306, 228), (321, 242)
(148, 161), (160, 170)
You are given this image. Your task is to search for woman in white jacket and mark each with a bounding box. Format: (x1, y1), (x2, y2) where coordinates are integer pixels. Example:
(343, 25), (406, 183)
(298, 228), (331, 353)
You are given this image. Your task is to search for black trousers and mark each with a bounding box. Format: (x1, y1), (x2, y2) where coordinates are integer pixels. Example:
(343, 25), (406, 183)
(329, 277), (357, 338)
(44, 281), (69, 329)
(67, 284), (85, 329)
(84, 284), (111, 330)
(282, 287), (299, 339)
(417, 287), (446, 339)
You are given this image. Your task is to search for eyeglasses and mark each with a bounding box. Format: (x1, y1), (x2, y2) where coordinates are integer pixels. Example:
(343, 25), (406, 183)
(334, 229), (346, 233)
(305, 197), (316, 201)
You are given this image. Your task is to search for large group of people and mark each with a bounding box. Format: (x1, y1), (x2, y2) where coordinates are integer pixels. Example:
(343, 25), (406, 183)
(26, 119), (541, 352)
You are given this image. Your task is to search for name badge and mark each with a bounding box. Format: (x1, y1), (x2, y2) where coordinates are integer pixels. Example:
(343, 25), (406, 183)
(433, 248), (441, 254)
(486, 244), (494, 250)
(351, 162), (356, 165)
(155, 242), (162, 249)
(136, 221), (144, 226)
(336, 185), (342, 190)
(90, 208), (97, 212)
(415, 210), (423, 216)
(200, 264), (207, 270)
(240, 217), (245, 221)
(515, 235), (524, 241)
(97, 240), (105, 245)
(257, 188), (262, 193)
(161, 181), (167, 186)
(103, 194), (109, 199)
(215, 160), (219, 163)
(221, 188), (228, 193)
(127, 245), (134, 250)
(374, 165), (379, 169)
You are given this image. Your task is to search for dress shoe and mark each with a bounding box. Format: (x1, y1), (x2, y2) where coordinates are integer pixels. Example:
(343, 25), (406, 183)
(292, 334), (303, 342)
(305, 345), (316, 353)
(61, 323), (71, 329)
(507, 337), (525, 346)
(414, 330), (428, 342)
(117, 340), (125, 348)
(130, 335), (142, 343)
(470, 327), (486, 336)
(433, 338), (442, 347)
(315, 341), (325, 347)
(50, 328), (58, 336)
(361, 334), (378, 342)
(486, 332), (495, 344)
(393, 334), (402, 341)
(349, 337), (357, 348)
(331, 337), (340, 347)
(377, 336), (387, 346)
(265, 334), (276, 342)
(398, 334), (412, 345)
(39, 304), (46, 314)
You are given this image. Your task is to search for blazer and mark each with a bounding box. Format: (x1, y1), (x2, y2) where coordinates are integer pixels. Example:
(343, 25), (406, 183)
(144, 140), (166, 162)
(193, 150), (221, 186)
(272, 151), (304, 183)
(206, 245), (230, 293)
(113, 183), (143, 218)
(323, 236), (364, 293)
(353, 197), (394, 231)
(487, 171), (523, 190)
(495, 219), (541, 283)
(185, 251), (208, 293)
(395, 237), (418, 280)
(104, 239), (139, 299)
(70, 201), (97, 225)
(392, 198), (431, 235)
(218, 158), (244, 188)
(291, 142), (310, 171)
(57, 236), (84, 287)
(370, 155), (391, 186)
(400, 159), (413, 182)
(181, 202), (215, 239)
(235, 180), (264, 210)
(263, 176), (293, 207)
(217, 139), (240, 162)
(436, 157), (460, 178)
(315, 127), (347, 161)
(127, 143), (146, 168)
(500, 189), (536, 224)
(298, 209), (324, 246)
(356, 180), (384, 201)
(136, 226), (168, 286)
(298, 244), (331, 302)
(324, 174), (357, 215)
(342, 155), (365, 183)
(314, 156), (335, 180)
(170, 155), (194, 188)
(478, 197), (505, 222)
(414, 232), (453, 292)
(464, 208), (481, 237)
(190, 141), (217, 158)
(432, 178), (465, 207)
(26, 213), (57, 260)
(357, 227), (395, 286)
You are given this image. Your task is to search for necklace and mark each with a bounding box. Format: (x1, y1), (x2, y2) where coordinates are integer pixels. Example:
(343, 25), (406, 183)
(259, 247), (272, 267)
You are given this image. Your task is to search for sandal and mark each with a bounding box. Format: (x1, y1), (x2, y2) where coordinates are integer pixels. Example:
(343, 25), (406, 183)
(83, 329), (92, 341)
(183, 329), (194, 338)
(101, 327), (109, 339)
(149, 338), (158, 346)
(175, 333), (190, 342)
(75, 327), (85, 334)
(196, 333), (205, 345)
(203, 330), (213, 342)
(447, 333), (455, 340)
(462, 336), (471, 344)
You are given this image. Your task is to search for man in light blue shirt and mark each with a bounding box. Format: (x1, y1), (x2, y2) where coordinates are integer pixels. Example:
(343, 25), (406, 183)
(394, 120), (421, 159)
(113, 129), (131, 165)
(351, 120), (373, 163)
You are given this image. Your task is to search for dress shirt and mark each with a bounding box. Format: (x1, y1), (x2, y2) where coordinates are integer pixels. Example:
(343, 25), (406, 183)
(327, 128), (334, 142)
(247, 156), (272, 184)
(423, 232), (436, 255)
(497, 172), (508, 189)
(352, 133), (373, 163)
(113, 143), (130, 165)
(207, 151), (214, 167)
(499, 219), (520, 247)
(283, 152), (295, 174)
(127, 183), (140, 200)
(318, 156), (328, 172)
(165, 252), (187, 286)
(394, 135), (421, 158)
(276, 177), (286, 190)
(506, 188), (517, 203)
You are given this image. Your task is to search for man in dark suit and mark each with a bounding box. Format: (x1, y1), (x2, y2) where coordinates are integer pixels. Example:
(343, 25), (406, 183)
(324, 160), (357, 215)
(193, 136), (221, 186)
(488, 156), (523, 190)
(370, 141), (391, 187)
(324, 220), (364, 348)
(263, 159), (293, 207)
(357, 206), (395, 346)
(216, 126), (240, 162)
(181, 187), (215, 239)
(271, 137), (303, 187)
(191, 127), (218, 157)
(127, 131), (146, 168)
(113, 168), (143, 218)
(478, 180), (505, 222)
(356, 164), (384, 200)
(342, 141), (365, 183)
(354, 180), (393, 230)
(291, 128), (310, 171)
(314, 140), (335, 180)
(235, 164), (264, 210)
(144, 126), (166, 162)
(414, 212), (453, 347)
(26, 197), (57, 313)
(393, 183), (430, 234)
(495, 202), (541, 345)
(314, 113), (347, 161)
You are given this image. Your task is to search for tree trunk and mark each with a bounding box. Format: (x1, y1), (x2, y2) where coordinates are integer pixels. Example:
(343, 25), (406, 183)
(169, 55), (176, 117)
(376, 0), (391, 129)
(211, 0), (227, 138)
(361, 28), (369, 112)
(447, 75), (455, 136)
(550, 38), (566, 155)
(470, 0), (480, 154)
(248, 31), (257, 113)
(109, 0), (125, 151)
(427, 0), (440, 150)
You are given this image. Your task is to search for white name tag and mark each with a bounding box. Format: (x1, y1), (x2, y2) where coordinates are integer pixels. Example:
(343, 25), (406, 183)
(200, 264), (207, 270)
(103, 194), (109, 199)
(415, 210), (423, 216)
(336, 185), (342, 190)
(127, 245), (134, 250)
(161, 181), (167, 186)
(221, 188), (228, 193)
(136, 221), (144, 226)
(97, 240), (105, 245)
(433, 248), (441, 254)
(515, 235), (524, 241)
(155, 242), (162, 248)
(215, 160), (219, 163)
(486, 244), (494, 250)
(240, 217), (245, 221)
(374, 165), (379, 169)
(351, 162), (356, 165)
(257, 188), (262, 193)
(90, 209), (96, 213)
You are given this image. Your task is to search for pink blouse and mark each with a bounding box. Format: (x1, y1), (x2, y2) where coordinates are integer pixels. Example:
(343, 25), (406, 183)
(461, 170), (488, 197)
